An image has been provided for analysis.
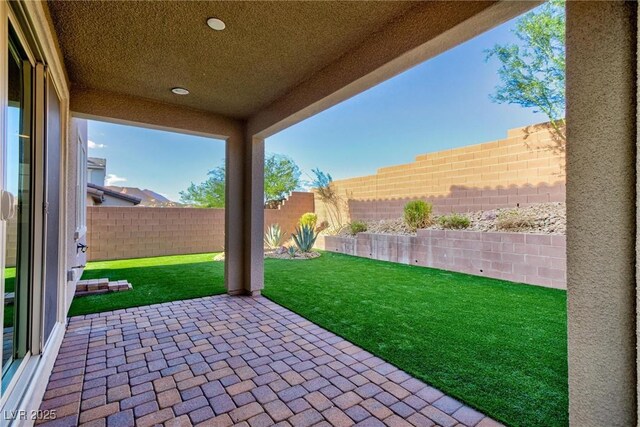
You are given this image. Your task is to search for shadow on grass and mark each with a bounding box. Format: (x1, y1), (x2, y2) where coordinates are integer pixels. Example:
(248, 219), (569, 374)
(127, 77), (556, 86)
(70, 260), (225, 318)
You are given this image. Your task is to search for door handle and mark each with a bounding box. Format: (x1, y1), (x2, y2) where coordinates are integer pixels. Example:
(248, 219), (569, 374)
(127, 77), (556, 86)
(0, 190), (16, 221)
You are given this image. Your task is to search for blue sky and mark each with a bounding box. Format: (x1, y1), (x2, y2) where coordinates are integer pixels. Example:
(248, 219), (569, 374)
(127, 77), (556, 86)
(88, 8), (546, 202)
(87, 121), (225, 201)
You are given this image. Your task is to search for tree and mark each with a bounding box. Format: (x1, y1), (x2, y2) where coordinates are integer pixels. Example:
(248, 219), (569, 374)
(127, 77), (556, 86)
(179, 165), (226, 208)
(485, 0), (565, 145)
(264, 154), (302, 204)
(180, 154), (301, 208)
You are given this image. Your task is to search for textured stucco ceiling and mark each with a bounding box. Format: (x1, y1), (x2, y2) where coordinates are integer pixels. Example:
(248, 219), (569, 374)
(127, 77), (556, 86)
(47, 1), (419, 119)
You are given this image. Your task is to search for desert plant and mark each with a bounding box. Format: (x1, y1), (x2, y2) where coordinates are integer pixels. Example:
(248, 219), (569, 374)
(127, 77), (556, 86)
(403, 200), (433, 231)
(438, 213), (471, 229)
(496, 210), (536, 231)
(299, 212), (318, 229)
(311, 169), (347, 233)
(287, 246), (297, 258)
(264, 224), (286, 249)
(292, 224), (318, 253)
(349, 220), (368, 235)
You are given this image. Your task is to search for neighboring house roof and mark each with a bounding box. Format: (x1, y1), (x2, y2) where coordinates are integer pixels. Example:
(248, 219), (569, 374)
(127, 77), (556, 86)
(88, 183), (141, 205)
(88, 157), (106, 169)
(107, 186), (183, 207)
(87, 185), (104, 204)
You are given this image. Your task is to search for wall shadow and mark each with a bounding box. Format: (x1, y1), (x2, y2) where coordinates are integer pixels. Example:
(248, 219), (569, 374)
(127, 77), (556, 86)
(347, 181), (565, 221)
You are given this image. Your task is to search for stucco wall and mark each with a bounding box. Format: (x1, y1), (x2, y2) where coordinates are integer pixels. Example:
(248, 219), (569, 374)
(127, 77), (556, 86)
(325, 230), (566, 289)
(66, 118), (88, 300)
(566, 2), (637, 426)
(315, 124), (565, 223)
(86, 192), (313, 261)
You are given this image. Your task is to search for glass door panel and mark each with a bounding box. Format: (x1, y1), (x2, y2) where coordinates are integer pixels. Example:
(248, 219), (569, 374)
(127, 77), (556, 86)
(2, 23), (33, 387)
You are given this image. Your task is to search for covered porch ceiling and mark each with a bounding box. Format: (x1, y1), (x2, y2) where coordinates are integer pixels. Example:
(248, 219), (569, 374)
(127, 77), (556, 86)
(46, 0), (537, 137)
(47, 0), (418, 119)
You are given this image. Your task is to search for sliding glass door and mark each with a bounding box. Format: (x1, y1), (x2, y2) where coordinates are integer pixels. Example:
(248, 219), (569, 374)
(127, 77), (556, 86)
(2, 21), (34, 391)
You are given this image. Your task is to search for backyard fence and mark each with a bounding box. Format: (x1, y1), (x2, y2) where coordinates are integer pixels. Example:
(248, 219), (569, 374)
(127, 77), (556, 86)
(315, 124), (566, 223)
(86, 192), (314, 261)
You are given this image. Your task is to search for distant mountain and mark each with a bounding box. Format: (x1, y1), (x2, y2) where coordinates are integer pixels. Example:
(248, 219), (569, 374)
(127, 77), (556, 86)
(106, 186), (183, 207)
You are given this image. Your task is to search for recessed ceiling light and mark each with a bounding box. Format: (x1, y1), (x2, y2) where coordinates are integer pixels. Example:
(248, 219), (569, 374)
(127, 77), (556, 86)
(171, 87), (189, 95)
(207, 17), (226, 31)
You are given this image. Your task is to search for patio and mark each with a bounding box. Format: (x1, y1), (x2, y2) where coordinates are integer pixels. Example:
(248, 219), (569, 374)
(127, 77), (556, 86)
(36, 295), (500, 427)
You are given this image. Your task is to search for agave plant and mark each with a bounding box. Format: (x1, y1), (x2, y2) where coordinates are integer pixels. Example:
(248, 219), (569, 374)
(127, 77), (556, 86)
(287, 246), (297, 258)
(292, 224), (318, 253)
(264, 224), (286, 249)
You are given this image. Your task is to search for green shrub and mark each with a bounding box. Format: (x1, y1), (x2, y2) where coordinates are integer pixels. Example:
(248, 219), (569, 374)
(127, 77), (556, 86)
(349, 220), (368, 235)
(496, 210), (535, 231)
(299, 212), (318, 229)
(292, 224), (318, 252)
(438, 213), (471, 229)
(264, 224), (286, 249)
(403, 200), (432, 231)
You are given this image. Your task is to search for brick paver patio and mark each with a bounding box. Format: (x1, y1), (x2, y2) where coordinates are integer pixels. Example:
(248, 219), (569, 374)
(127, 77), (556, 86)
(37, 295), (502, 427)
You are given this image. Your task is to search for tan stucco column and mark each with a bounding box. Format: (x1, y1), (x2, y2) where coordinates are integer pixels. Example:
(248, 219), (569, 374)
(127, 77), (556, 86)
(244, 136), (265, 296)
(224, 132), (264, 296)
(225, 134), (244, 295)
(566, 2), (637, 426)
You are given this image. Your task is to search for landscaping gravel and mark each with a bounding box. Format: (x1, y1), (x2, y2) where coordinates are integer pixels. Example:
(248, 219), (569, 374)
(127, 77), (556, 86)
(337, 202), (566, 236)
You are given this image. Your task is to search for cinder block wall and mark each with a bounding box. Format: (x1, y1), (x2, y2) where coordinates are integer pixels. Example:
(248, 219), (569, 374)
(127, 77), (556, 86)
(264, 192), (315, 241)
(315, 124), (565, 222)
(86, 192), (314, 261)
(325, 230), (566, 289)
(4, 215), (17, 267)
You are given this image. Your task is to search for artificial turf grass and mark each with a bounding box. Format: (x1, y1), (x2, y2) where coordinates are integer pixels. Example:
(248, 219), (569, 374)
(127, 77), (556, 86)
(5, 267), (15, 293)
(69, 253), (226, 317)
(262, 252), (568, 427)
(4, 268), (15, 327)
(69, 251), (567, 426)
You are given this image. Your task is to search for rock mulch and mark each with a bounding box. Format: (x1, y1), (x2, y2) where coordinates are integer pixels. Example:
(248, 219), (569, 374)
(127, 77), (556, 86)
(264, 250), (321, 260)
(337, 202), (566, 237)
(213, 250), (321, 261)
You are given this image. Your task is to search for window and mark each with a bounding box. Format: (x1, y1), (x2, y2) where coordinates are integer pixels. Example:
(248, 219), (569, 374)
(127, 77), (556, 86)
(75, 135), (87, 239)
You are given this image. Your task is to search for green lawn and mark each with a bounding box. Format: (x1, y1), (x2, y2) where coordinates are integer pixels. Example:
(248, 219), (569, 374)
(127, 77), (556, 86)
(5, 267), (15, 293)
(4, 267), (15, 327)
(71, 251), (567, 427)
(71, 253), (226, 317)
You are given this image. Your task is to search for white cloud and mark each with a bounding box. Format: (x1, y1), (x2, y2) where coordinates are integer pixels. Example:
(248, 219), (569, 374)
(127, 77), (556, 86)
(88, 140), (106, 149)
(105, 174), (127, 186)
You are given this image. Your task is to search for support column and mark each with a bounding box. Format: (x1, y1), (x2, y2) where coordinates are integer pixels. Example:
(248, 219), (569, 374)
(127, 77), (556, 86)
(224, 130), (264, 296)
(566, 2), (637, 426)
(243, 136), (264, 296)
(224, 133), (244, 295)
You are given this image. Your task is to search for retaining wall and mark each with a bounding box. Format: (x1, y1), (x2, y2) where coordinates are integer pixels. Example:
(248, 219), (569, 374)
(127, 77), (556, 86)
(324, 230), (566, 289)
